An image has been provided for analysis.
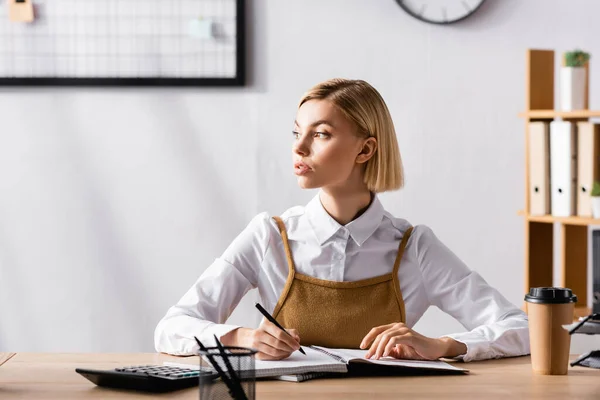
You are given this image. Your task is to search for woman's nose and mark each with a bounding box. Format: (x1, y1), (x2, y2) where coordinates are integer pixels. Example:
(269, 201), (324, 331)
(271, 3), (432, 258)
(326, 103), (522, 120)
(293, 135), (310, 156)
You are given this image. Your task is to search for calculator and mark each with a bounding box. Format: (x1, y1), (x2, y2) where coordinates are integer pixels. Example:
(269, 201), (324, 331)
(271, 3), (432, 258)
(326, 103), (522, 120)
(75, 364), (218, 393)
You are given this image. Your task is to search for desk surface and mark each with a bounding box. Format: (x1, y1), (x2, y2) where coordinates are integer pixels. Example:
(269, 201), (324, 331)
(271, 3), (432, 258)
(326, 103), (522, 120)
(0, 352), (599, 399)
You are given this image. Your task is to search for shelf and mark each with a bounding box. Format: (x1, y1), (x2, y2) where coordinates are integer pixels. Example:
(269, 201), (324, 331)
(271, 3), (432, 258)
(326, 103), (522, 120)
(521, 50), (593, 318)
(518, 110), (600, 119)
(518, 210), (600, 226)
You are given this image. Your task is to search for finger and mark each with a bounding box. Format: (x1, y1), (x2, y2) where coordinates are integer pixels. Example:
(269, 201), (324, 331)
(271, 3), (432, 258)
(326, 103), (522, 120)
(287, 328), (301, 342)
(263, 330), (297, 353)
(361, 324), (395, 350)
(365, 333), (384, 359)
(375, 328), (410, 359)
(384, 337), (403, 357)
(252, 328), (295, 354)
(254, 338), (293, 359)
(392, 344), (426, 360)
(381, 330), (411, 357)
(262, 322), (300, 351)
(374, 330), (395, 359)
(360, 324), (395, 350)
(255, 349), (293, 361)
(383, 333), (416, 357)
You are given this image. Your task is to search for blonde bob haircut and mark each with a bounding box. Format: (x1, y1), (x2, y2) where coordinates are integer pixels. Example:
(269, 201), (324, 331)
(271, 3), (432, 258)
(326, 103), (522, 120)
(298, 78), (404, 193)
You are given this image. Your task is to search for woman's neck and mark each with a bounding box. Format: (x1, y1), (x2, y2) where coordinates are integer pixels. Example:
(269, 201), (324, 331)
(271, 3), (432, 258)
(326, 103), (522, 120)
(319, 187), (373, 226)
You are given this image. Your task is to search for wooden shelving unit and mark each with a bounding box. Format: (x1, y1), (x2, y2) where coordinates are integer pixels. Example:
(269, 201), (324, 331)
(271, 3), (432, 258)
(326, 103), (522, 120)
(518, 110), (600, 119)
(518, 210), (600, 226)
(520, 49), (594, 320)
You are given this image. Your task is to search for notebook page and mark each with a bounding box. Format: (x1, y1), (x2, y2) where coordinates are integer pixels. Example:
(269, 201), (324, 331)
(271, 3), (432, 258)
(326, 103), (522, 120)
(252, 346), (346, 376)
(164, 346), (347, 378)
(312, 347), (468, 372)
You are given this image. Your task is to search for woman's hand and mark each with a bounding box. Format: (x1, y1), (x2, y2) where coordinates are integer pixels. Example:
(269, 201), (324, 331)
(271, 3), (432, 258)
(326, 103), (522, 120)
(359, 322), (467, 360)
(220, 320), (301, 361)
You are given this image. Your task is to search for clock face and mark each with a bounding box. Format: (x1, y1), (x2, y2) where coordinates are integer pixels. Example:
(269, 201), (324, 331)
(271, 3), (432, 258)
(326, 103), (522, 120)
(396, 0), (486, 25)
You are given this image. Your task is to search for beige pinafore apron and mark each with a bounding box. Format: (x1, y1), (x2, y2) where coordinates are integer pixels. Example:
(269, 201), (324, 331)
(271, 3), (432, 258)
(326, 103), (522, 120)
(271, 216), (414, 349)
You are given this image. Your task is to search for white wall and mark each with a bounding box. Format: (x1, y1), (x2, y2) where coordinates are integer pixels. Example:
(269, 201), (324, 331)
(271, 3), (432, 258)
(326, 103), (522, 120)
(1, 0), (598, 353)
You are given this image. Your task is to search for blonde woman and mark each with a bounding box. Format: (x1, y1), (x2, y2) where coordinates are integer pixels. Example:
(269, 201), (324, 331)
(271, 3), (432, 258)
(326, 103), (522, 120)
(155, 79), (530, 362)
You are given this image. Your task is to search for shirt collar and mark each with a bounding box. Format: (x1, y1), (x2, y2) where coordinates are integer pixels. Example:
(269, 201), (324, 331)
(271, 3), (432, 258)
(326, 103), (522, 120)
(305, 192), (385, 246)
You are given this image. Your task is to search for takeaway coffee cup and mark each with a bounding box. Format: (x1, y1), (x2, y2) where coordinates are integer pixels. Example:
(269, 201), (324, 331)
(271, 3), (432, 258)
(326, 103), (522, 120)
(524, 287), (577, 375)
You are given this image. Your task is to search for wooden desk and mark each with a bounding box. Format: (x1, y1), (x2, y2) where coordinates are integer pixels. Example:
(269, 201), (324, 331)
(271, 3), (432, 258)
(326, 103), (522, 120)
(0, 353), (599, 399)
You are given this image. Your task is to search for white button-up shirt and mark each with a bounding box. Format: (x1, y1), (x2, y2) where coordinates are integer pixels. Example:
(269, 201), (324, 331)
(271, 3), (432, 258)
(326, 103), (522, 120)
(155, 193), (530, 362)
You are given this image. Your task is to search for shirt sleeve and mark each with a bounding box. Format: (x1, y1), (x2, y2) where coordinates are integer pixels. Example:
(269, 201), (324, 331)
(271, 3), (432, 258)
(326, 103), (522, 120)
(154, 212), (273, 355)
(412, 225), (530, 362)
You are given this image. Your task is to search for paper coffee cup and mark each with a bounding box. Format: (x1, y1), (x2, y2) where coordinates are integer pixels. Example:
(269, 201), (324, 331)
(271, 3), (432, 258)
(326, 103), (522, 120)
(524, 287), (577, 375)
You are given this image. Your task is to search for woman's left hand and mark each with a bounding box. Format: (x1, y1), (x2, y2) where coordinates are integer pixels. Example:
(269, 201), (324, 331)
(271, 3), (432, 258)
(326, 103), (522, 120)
(359, 322), (466, 360)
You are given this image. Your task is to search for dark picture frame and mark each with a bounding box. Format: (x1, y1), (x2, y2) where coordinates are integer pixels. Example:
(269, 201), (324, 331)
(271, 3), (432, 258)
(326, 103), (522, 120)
(0, 0), (245, 87)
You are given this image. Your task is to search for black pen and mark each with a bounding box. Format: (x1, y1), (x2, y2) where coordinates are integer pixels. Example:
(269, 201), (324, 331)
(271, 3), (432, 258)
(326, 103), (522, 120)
(194, 336), (239, 399)
(213, 335), (247, 400)
(255, 302), (306, 355)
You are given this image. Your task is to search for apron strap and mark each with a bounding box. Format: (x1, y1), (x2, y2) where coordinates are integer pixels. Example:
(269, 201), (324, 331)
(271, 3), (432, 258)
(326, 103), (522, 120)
(392, 226), (414, 276)
(272, 216), (296, 274)
(271, 216), (296, 319)
(391, 226), (413, 322)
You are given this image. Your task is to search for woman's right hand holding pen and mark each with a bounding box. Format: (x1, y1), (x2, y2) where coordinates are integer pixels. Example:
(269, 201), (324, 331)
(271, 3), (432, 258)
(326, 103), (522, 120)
(220, 320), (301, 361)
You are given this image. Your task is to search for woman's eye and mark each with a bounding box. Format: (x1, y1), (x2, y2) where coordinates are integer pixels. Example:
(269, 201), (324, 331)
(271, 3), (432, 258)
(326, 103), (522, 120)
(292, 131), (300, 139)
(314, 132), (329, 139)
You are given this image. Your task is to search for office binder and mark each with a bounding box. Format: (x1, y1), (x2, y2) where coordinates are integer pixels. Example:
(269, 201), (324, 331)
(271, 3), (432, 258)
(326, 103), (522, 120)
(550, 121), (577, 217)
(528, 122), (551, 215)
(577, 122), (600, 217)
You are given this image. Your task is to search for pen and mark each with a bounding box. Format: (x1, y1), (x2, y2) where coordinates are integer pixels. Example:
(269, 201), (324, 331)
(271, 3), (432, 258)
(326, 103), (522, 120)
(194, 336), (240, 399)
(213, 335), (247, 400)
(255, 302), (306, 355)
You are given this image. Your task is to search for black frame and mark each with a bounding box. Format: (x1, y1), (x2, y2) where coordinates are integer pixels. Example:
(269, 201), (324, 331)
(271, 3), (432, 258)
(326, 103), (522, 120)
(0, 0), (245, 87)
(395, 0), (486, 25)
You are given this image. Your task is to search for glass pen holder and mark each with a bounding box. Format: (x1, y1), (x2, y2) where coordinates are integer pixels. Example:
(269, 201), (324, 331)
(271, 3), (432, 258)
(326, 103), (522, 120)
(198, 346), (257, 400)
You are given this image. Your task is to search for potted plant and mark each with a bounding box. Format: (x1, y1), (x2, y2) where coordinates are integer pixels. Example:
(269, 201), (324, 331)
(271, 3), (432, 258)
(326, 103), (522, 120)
(591, 181), (600, 218)
(560, 49), (591, 111)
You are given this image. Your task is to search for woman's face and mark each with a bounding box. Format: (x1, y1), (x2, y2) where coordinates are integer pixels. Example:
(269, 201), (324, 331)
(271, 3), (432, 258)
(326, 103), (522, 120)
(293, 99), (367, 190)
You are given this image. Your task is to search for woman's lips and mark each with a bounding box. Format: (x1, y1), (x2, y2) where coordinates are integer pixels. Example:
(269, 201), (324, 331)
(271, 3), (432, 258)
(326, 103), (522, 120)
(294, 162), (312, 176)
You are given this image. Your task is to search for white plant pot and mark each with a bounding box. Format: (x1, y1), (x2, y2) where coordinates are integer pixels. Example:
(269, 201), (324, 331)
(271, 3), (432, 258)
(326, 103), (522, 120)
(592, 197), (600, 219)
(560, 67), (586, 111)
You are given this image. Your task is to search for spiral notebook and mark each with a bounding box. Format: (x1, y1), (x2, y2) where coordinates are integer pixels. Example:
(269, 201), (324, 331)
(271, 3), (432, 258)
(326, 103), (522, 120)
(165, 346), (468, 381)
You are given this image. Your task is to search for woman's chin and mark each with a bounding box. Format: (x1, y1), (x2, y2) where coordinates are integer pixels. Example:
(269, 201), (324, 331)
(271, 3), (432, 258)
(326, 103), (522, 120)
(297, 177), (319, 189)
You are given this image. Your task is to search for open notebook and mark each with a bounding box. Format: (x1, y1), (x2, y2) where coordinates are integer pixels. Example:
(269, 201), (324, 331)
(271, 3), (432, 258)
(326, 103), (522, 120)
(165, 346), (468, 382)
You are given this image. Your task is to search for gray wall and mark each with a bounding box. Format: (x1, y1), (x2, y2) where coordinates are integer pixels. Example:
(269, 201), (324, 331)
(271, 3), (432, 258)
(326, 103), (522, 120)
(1, 0), (599, 353)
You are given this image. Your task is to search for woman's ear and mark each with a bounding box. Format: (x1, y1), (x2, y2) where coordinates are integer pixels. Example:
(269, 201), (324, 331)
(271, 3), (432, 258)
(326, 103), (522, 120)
(356, 137), (377, 164)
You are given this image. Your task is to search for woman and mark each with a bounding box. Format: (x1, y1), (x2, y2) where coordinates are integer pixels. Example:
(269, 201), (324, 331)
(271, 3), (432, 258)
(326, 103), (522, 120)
(154, 78), (530, 362)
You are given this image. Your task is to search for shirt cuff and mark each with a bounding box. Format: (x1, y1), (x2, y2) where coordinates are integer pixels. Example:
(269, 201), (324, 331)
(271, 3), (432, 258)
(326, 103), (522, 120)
(441, 331), (489, 362)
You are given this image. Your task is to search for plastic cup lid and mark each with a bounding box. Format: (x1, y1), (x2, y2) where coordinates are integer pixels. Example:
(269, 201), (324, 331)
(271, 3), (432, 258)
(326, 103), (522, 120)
(524, 287), (577, 304)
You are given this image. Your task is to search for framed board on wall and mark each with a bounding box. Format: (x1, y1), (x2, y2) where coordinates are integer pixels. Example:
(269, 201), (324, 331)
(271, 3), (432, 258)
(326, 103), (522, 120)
(0, 0), (245, 86)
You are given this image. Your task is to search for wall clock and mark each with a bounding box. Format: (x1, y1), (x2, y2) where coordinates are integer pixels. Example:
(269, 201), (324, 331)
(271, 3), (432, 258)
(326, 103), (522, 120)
(396, 0), (486, 25)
